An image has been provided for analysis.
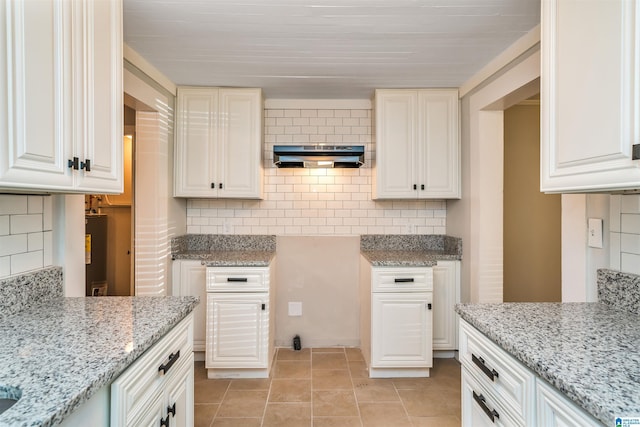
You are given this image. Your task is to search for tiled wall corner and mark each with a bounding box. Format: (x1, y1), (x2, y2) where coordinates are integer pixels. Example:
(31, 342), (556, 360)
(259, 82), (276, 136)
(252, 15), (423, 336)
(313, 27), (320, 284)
(610, 194), (640, 275)
(186, 107), (447, 236)
(0, 195), (54, 278)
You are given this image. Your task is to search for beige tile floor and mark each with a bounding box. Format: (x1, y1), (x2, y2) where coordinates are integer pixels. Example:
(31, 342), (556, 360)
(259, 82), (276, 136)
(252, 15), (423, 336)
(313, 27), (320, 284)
(194, 347), (461, 427)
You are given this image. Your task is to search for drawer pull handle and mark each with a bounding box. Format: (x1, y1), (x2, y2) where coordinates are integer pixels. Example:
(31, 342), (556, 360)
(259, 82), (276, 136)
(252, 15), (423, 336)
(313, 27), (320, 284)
(473, 391), (499, 422)
(472, 353), (499, 381)
(394, 278), (414, 283)
(167, 402), (176, 417)
(158, 350), (180, 375)
(227, 277), (248, 282)
(160, 414), (170, 427)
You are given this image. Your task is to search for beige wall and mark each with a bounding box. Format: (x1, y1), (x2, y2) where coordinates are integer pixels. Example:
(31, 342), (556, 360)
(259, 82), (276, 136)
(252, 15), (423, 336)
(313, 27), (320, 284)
(503, 103), (561, 302)
(275, 236), (360, 348)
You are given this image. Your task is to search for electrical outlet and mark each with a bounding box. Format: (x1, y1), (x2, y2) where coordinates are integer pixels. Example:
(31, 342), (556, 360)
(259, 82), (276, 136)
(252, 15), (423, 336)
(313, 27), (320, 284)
(588, 218), (603, 248)
(288, 302), (302, 316)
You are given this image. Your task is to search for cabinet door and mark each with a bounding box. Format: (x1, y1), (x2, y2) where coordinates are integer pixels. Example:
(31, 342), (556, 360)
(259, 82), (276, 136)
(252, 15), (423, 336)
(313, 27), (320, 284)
(174, 88), (218, 197)
(206, 293), (269, 368)
(126, 392), (165, 427)
(74, 0), (123, 193)
(371, 292), (432, 367)
(173, 261), (206, 352)
(373, 90), (418, 199)
(0, 0), (74, 190)
(536, 379), (601, 427)
(164, 354), (195, 427)
(432, 261), (460, 350)
(418, 90), (460, 199)
(218, 88), (263, 199)
(541, 0), (640, 192)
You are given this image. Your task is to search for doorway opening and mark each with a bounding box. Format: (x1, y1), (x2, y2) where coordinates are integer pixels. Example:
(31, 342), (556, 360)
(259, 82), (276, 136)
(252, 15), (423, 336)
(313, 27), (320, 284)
(84, 106), (135, 296)
(503, 96), (561, 302)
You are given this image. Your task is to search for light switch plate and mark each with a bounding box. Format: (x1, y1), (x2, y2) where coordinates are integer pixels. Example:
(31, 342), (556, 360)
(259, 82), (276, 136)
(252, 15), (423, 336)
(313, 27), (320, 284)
(588, 218), (603, 248)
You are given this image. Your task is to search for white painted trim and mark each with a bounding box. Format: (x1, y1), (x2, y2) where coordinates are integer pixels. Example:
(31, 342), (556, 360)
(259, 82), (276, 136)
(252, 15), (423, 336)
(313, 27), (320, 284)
(459, 24), (541, 98)
(465, 50), (541, 303)
(264, 99), (371, 110)
(561, 194), (588, 302)
(123, 43), (177, 96)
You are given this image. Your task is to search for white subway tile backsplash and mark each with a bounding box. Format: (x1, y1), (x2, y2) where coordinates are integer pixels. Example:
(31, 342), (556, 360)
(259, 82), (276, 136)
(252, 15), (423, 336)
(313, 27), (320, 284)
(0, 257), (9, 277)
(0, 235), (27, 257)
(43, 196), (52, 231)
(10, 214), (42, 234)
(186, 107), (447, 236)
(621, 214), (640, 233)
(0, 195), (54, 278)
(28, 233), (44, 251)
(28, 196), (43, 214)
(0, 195), (28, 215)
(621, 233), (640, 255)
(0, 216), (8, 236)
(11, 250), (43, 276)
(621, 253), (640, 275)
(621, 194), (640, 214)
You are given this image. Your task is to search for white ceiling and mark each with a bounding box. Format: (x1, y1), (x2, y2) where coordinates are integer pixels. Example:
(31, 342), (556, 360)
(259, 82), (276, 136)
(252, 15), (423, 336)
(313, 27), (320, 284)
(123, 0), (540, 99)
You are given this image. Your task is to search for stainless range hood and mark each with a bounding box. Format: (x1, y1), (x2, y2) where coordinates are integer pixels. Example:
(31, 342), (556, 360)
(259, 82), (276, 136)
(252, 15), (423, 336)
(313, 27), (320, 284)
(273, 145), (365, 168)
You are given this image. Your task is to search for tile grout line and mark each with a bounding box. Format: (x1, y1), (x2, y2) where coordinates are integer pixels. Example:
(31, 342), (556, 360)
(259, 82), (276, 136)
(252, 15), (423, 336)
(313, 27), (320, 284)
(258, 347), (276, 427)
(347, 348), (365, 427)
(210, 376), (231, 427)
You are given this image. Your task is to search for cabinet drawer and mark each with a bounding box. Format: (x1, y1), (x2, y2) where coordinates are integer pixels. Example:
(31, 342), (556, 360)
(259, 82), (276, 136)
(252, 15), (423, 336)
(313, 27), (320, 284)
(111, 314), (194, 425)
(206, 267), (270, 292)
(459, 319), (535, 425)
(462, 366), (523, 427)
(372, 267), (433, 292)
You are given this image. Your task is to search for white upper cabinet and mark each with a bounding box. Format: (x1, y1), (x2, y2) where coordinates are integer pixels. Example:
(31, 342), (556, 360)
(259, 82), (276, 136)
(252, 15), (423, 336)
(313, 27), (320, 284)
(0, 0), (123, 194)
(541, 0), (640, 192)
(73, 0), (123, 193)
(174, 87), (263, 199)
(373, 89), (460, 199)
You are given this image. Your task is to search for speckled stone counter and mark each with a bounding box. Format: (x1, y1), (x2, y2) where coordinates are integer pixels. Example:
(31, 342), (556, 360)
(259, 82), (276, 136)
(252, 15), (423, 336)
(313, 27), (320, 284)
(360, 234), (462, 266)
(0, 296), (198, 427)
(455, 302), (640, 425)
(171, 234), (276, 266)
(0, 266), (62, 319)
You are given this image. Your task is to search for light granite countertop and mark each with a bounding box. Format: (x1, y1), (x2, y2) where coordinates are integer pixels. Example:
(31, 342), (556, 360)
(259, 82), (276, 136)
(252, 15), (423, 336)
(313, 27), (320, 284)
(360, 249), (459, 266)
(360, 234), (462, 266)
(456, 302), (640, 426)
(171, 234), (276, 266)
(172, 250), (275, 266)
(0, 296), (198, 427)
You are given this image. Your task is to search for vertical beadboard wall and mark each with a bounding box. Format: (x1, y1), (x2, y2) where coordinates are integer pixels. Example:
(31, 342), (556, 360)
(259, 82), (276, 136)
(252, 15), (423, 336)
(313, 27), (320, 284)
(0, 195), (53, 278)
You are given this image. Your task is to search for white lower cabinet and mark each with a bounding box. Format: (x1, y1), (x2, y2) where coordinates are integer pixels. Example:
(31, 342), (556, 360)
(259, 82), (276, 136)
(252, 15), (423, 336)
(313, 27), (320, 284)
(432, 260), (460, 351)
(206, 293), (269, 369)
(205, 265), (275, 378)
(360, 259), (433, 378)
(371, 292), (432, 368)
(536, 379), (602, 427)
(460, 319), (603, 427)
(111, 314), (194, 427)
(172, 260), (207, 353)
